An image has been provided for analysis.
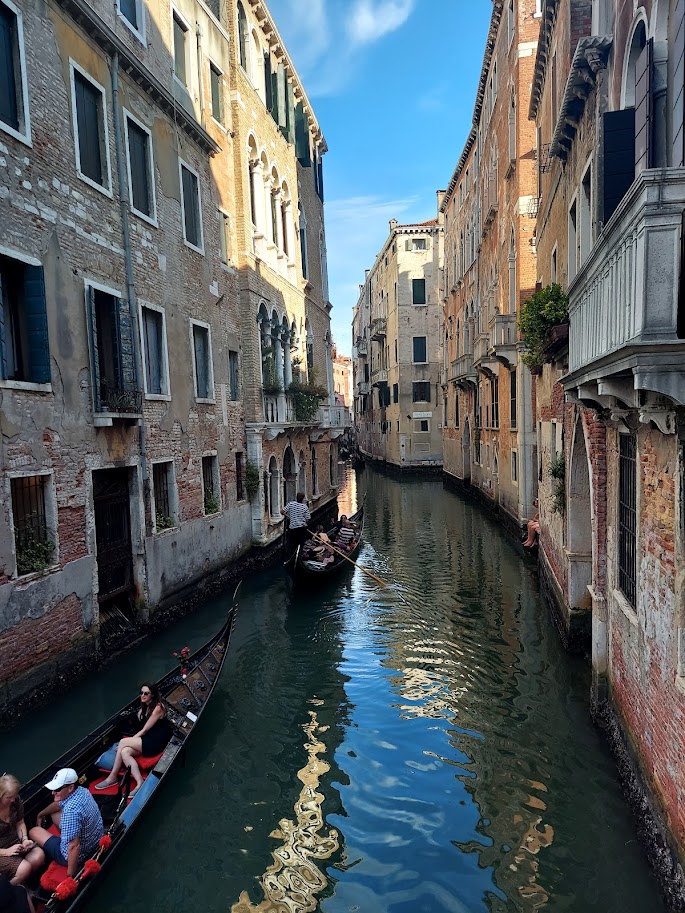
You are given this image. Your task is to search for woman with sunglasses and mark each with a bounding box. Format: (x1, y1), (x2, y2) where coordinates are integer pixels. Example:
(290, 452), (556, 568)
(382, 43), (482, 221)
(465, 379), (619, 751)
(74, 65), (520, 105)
(95, 683), (171, 797)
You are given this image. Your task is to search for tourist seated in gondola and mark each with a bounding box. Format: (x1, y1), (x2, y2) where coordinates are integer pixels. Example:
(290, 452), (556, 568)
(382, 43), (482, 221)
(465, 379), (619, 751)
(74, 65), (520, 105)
(29, 768), (103, 880)
(313, 524), (330, 545)
(335, 517), (356, 550)
(94, 682), (171, 797)
(0, 775), (44, 886)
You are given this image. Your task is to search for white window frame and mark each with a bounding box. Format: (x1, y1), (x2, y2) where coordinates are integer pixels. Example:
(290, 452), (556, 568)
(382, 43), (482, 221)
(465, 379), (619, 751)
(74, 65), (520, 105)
(413, 419), (431, 434)
(0, 0), (31, 146)
(208, 58), (225, 127)
(69, 60), (113, 197)
(6, 469), (59, 578)
(171, 6), (192, 92)
(138, 301), (170, 400)
(550, 243), (558, 284)
(579, 157), (593, 267)
(117, 0), (146, 45)
(0, 245), (52, 392)
(150, 458), (179, 533)
(178, 158), (204, 254)
(189, 318), (215, 403)
(123, 108), (157, 225)
(511, 450), (519, 484)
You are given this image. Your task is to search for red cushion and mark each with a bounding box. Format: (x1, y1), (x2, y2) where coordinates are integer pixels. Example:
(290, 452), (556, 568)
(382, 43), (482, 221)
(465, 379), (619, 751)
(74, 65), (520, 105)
(40, 861), (68, 892)
(138, 751), (164, 770)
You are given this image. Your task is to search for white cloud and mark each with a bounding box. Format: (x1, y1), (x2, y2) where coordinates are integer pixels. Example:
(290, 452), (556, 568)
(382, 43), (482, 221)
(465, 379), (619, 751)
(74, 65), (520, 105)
(347, 0), (415, 46)
(272, 0), (331, 72)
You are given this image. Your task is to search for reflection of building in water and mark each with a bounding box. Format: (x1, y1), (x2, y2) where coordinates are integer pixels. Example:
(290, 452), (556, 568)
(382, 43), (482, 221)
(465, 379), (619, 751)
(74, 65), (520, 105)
(230, 711), (340, 913)
(362, 472), (553, 908)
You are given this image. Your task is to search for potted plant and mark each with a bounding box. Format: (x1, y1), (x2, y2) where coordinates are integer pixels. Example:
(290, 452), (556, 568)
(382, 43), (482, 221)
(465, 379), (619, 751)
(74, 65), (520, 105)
(16, 536), (54, 576)
(518, 283), (569, 372)
(288, 379), (328, 423)
(245, 461), (260, 500)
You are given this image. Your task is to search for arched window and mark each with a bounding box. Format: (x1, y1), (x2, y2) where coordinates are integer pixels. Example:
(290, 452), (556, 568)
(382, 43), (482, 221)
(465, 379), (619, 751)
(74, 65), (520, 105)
(268, 456), (279, 519)
(622, 19), (647, 108)
(247, 136), (258, 228)
(237, 2), (248, 71)
(508, 228), (516, 314)
(269, 167), (279, 246)
(298, 450), (306, 496)
(251, 29), (263, 96)
(310, 446), (318, 495)
(283, 446), (296, 505)
(509, 87), (516, 162)
(298, 204), (308, 279)
(306, 320), (314, 376)
(280, 182), (290, 257)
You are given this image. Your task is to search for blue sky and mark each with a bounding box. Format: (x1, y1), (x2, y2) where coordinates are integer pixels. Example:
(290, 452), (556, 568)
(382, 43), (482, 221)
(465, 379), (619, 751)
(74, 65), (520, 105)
(267, 0), (492, 355)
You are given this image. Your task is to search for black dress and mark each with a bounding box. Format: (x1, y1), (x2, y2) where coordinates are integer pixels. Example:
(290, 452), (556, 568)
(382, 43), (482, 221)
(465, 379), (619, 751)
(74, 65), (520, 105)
(140, 715), (172, 757)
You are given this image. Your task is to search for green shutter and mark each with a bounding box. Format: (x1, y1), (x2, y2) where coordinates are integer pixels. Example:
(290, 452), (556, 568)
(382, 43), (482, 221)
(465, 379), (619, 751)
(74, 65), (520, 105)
(24, 265), (50, 384)
(277, 64), (287, 131)
(264, 54), (273, 111)
(284, 80), (295, 144)
(295, 102), (311, 166)
(118, 295), (136, 392)
(270, 70), (279, 124)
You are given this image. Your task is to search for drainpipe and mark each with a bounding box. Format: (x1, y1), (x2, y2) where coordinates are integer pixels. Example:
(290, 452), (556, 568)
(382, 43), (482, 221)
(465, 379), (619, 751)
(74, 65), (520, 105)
(110, 53), (150, 536)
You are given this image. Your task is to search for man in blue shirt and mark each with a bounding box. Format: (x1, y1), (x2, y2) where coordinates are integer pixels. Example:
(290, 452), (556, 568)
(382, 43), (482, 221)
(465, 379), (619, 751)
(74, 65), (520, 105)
(30, 768), (103, 878)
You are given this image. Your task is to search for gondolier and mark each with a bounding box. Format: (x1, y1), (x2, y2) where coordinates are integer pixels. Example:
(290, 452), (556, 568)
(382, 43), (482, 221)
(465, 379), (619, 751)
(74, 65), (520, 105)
(281, 492), (311, 548)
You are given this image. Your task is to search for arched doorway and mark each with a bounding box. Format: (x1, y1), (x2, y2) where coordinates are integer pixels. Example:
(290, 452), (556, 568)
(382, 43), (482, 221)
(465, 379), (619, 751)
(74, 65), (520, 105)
(568, 419), (592, 610)
(268, 456), (280, 520)
(462, 417), (472, 484)
(282, 446), (296, 505)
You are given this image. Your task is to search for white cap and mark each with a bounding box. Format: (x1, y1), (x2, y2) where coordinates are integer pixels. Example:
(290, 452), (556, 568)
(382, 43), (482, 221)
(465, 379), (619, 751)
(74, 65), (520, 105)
(45, 768), (78, 790)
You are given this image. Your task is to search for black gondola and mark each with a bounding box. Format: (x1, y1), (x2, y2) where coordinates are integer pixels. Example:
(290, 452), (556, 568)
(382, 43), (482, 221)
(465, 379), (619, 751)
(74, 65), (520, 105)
(19, 585), (240, 913)
(284, 504), (364, 589)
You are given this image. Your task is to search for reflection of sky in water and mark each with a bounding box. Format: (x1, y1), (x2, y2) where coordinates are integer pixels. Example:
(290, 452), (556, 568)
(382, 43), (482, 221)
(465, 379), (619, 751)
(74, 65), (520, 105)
(6, 467), (665, 913)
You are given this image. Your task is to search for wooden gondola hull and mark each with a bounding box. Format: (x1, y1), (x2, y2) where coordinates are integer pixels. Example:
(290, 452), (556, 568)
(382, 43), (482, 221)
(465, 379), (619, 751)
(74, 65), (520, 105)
(20, 590), (239, 912)
(285, 505), (365, 590)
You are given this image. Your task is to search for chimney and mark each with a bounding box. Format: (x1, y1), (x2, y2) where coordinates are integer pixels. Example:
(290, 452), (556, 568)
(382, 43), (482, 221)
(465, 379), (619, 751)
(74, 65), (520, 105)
(389, 218), (398, 231)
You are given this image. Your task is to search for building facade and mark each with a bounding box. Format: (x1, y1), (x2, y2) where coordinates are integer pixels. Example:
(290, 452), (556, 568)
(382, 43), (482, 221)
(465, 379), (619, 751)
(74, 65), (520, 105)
(530, 0), (685, 881)
(0, 0), (339, 706)
(353, 218), (444, 469)
(440, 0), (539, 534)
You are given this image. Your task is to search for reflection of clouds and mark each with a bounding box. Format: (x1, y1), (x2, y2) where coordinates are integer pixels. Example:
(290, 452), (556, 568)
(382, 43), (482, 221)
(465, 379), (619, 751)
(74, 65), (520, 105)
(230, 711), (339, 913)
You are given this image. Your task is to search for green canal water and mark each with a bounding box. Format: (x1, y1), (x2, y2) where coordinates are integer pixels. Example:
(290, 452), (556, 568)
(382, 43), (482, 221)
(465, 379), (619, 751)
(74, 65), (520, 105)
(4, 468), (665, 912)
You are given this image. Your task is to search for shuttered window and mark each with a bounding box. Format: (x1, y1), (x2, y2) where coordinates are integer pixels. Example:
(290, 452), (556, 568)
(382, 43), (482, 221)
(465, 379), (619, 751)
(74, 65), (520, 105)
(0, 2), (19, 131)
(264, 54), (273, 112)
(412, 278), (426, 305)
(237, 1), (248, 71)
(180, 163), (203, 250)
(210, 63), (223, 123)
(603, 108), (635, 224)
(173, 12), (188, 85)
(0, 257), (50, 384)
(412, 336), (427, 363)
(192, 322), (212, 400)
(73, 69), (105, 187)
(412, 382), (431, 402)
(127, 117), (153, 218)
(87, 287), (139, 413)
(229, 349), (240, 400)
(142, 306), (165, 395)
(295, 102), (311, 166)
(634, 38), (653, 176)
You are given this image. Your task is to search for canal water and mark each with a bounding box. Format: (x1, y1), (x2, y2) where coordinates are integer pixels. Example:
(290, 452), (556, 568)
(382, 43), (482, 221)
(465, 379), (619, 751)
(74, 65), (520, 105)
(4, 467), (665, 912)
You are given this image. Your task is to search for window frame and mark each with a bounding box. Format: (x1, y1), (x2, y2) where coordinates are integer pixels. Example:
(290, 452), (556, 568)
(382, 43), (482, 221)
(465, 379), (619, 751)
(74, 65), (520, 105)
(511, 449), (519, 484)
(189, 318), (215, 403)
(123, 108), (157, 225)
(209, 59), (224, 126)
(0, 0), (31, 146)
(412, 381), (431, 403)
(7, 469), (58, 578)
(202, 451), (221, 515)
(69, 59), (113, 197)
(172, 7), (191, 90)
(412, 277), (427, 305)
(218, 208), (231, 265)
(228, 348), (240, 400)
(117, 0), (146, 44)
(178, 157), (205, 254)
(138, 301), (170, 400)
(412, 336), (428, 364)
(151, 458), (178, 533)
(0, 245), (51, 392)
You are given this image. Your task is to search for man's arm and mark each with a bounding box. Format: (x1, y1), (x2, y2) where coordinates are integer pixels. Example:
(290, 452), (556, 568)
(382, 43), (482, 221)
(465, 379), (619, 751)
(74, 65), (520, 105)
(35, 801), (60, 822)
(66, 835), (81, 878)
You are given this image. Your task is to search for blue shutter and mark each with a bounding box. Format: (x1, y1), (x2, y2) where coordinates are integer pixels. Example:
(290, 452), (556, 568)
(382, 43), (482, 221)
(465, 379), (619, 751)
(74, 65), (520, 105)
(0, 5), (18, 131)
(24, 266), (50, 383)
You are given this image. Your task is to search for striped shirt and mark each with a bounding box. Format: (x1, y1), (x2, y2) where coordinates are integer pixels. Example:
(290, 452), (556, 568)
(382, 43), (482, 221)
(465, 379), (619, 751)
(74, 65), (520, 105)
(337, 526), (355, 544)
(59, 786), (103, 863)
(283, 501), (311, 529)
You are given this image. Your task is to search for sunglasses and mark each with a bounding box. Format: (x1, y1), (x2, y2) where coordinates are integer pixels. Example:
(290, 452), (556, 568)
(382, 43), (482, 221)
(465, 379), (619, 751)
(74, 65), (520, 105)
(140, 690), (151, 696)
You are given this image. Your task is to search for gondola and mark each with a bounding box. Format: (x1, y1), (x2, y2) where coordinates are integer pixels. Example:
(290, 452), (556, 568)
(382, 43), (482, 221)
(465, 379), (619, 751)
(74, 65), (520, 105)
(284, 504), (364, 589)
(18, 584), (240, 913)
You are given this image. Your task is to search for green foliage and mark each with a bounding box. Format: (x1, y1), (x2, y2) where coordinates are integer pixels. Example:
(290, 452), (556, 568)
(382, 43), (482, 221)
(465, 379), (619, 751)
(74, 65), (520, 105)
(155, 512), (175, 531)
(16, 537), (54, 576)
(549, 453), (565, 480)
(549, 453), (565, 513)
(204, 491), (219, 515)
(245, 461), (260, 501)
(518, 283), (569, 370)
(261, 349), (282, 394)
(288, 379), (328, 423)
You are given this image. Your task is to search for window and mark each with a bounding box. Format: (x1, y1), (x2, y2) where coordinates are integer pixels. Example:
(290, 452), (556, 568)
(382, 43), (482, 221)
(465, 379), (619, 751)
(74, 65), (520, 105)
(412, 336), (427, 363)
(173, 11), (189, 86)
(191, 321), (214, 401)
(0, 0), (30, 143)
(310, 446), (318, 495)
(618, 433), (637, 608)
(568, 198), (578, 282)
(394, 338), (397, 363)
(152, 461), (175, 531)
(551, 245), (557, 284)
(412, 381), (431, 402)
(414, 419), (430, 433)
(237, 1), (248, 71)
(392, 382), (398, 403)
(507, 0), (514, 46)
(10, 474), (55, 576)
(140, 304), (169, 397)
(0, 255), (50, 385)
(491, 378), (499, 429)
(412, 238), (427, 251)
(508, 229), (516, 313)
(510, 370), (517, 428)
(298, 205), (308, 280)
(179, 161), (204, 252)
(579, 163), (592, 265)
(511, 450), (518, 483)
(125, 111), (156, 222)
(455, 392), (460, 427)
(118, 0), (144, 41)
(412, 278), (426, 305)
(228, 349), (240, 400)
(70, 63), (111, 194)
(87, 284), (139, 414)
(202, 454), (220, 514)
(218, 210), (231, 264)
(235, 452), (244, 501)
(210, 63), (223, 123)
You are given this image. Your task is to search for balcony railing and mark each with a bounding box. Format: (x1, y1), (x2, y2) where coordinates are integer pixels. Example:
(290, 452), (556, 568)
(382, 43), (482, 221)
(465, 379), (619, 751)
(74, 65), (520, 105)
(356, 337), (368, 355)
(370, 316), (387, 340)
(452, 353), (477, 384)
(371, 367), (388, 385)
(93, 380), (142, 425)
(489, 313), (518, 367)
(319, 404), (351, 428)
(357, 381), (370, 395)
(263, 392), (296, 424)
(566, 170), (685, 406)
(473, 333), (491, 363)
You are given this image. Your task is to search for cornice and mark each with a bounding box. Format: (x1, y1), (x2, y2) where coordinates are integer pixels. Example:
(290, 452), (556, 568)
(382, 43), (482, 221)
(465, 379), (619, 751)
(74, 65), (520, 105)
(529, 0), (561, 121)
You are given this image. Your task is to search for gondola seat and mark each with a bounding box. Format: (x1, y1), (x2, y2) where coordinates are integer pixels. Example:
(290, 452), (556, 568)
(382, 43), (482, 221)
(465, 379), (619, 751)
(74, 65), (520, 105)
(40, 826), (68, 892)
(96, 743), (164, 772)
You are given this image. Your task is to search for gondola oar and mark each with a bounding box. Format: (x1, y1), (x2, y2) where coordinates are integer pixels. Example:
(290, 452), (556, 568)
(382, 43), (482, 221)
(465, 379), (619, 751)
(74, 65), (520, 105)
(310, 531), (387, 587)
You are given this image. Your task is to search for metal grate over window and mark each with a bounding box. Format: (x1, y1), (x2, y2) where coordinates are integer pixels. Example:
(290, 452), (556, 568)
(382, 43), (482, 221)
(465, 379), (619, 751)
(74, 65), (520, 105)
(153, 462), (171, 522)
(618, 433), (637, 608)
(10, 475), (48, 549)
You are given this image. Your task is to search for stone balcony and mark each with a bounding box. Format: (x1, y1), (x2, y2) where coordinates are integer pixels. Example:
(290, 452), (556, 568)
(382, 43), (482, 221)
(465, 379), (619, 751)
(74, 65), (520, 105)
(319, 404), (351, 429)
(370, 316), (387, 340)
(563, 170), (685, 422)
(452, 353), (477, 386)
(356, 337), (368, 356)
(473, 332), (499, 378)
(489, 313), (518, 368)
(371, 367), (388, 385)
(357, 381), (370, 395)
